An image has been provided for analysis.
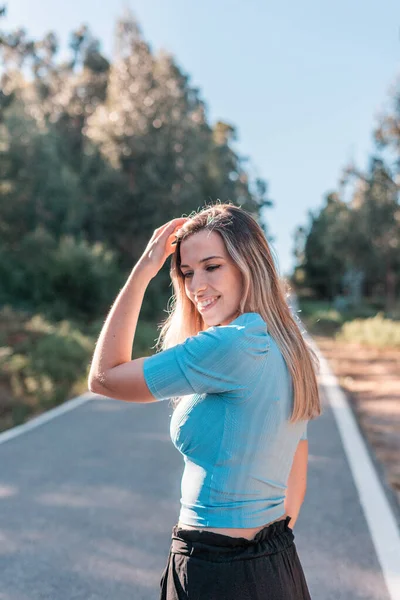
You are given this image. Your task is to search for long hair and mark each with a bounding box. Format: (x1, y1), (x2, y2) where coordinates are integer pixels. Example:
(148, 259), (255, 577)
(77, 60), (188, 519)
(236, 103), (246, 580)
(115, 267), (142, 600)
(154, 202), (322, 423)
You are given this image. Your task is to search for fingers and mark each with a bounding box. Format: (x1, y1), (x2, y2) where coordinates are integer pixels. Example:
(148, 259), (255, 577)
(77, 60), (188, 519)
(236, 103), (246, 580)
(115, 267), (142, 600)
(170, 218), (188, 243)
(150, 218), (188, 252)
(155, 217), (188, 235)
(168, 217), (188, 233)
(154, 217), (189, 235)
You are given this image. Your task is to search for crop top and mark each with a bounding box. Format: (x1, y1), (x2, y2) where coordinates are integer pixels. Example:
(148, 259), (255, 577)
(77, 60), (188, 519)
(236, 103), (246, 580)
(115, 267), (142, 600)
(142, 312), (308, 528)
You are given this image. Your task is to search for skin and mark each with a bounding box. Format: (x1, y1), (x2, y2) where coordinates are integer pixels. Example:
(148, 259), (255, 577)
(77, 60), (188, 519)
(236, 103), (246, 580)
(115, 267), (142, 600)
(180, 230), (244, 327)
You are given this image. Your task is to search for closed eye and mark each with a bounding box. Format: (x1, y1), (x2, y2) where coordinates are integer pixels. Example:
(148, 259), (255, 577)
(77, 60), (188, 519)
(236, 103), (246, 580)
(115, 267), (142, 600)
(182, 265), (220, 278)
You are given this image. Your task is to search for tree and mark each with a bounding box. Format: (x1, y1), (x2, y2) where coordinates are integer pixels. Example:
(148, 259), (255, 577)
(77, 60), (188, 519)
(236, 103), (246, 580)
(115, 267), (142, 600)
(0, 7), (273, 319)
(340, 158), (400, 312)
(297, 193), (350, 299)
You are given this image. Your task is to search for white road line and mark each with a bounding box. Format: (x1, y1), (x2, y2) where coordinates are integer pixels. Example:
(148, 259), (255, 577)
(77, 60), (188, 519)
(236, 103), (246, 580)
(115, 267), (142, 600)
(0, 391), (95, 446)
(308, 335), (400, 600)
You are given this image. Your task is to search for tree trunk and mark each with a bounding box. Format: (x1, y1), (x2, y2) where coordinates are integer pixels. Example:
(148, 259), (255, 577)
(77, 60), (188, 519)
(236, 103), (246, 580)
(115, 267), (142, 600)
(385, 261), (396, 315)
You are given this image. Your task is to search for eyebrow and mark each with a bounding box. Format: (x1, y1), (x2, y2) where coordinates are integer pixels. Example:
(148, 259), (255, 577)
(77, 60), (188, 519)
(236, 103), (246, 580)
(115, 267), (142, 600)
(180, 255), (224, 269)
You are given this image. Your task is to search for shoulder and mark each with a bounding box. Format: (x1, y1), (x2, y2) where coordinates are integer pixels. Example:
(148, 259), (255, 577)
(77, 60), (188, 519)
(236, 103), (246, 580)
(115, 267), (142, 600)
(230, 312), (269, 356)
(191, 312), (269, 356)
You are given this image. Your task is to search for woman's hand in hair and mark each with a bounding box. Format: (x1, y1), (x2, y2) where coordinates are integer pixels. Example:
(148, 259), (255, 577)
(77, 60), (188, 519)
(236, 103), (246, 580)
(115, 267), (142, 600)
(137, 217), (188, 279)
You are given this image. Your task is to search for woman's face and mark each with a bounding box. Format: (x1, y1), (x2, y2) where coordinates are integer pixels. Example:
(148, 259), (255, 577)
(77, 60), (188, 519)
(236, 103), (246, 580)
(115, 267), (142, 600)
(179, 230), (243, 327)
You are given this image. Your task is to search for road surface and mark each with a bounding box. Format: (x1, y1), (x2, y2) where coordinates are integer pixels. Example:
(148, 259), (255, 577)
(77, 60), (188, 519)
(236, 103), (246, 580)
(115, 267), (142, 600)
(0, 342), (399, 598)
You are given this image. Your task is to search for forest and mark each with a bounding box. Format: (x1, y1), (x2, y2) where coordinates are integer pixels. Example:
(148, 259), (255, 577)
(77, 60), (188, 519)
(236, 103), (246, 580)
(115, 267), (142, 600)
(0, 6), (399, 430)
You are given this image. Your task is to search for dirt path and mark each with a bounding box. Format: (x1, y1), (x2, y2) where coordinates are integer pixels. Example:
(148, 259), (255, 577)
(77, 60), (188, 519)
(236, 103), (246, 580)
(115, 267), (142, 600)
(315, 336), (400, 507)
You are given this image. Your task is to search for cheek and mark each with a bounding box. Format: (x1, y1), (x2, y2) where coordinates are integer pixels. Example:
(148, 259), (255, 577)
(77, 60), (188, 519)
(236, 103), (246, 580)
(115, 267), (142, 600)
(226, 269), (242, 288)
(230, 274), (243, 298)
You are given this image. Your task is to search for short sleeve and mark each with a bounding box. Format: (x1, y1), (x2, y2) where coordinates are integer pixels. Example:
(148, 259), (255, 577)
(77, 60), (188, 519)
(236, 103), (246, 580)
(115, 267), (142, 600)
(300, 422), (308, 440)
(143, 313), (268, 401)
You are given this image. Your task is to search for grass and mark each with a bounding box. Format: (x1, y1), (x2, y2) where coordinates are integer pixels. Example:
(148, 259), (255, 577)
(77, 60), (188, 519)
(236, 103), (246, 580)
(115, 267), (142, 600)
(297, 297), (400, 348)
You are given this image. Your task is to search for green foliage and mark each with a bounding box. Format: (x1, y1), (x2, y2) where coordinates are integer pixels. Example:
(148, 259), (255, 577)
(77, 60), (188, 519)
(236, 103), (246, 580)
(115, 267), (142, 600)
(336, 313), (400, 348)
(299, 193), (353, 298)
(0, 9), (270, 286)
(0, 228), (124, 321)
(302, 308), (344, 336)
(0, 306), (94, 422)
(298, 298), (388, 321)
(0, 9), (273, 429)
(46, 235), (124, 321)
(296, 299), (333, 318)
(297, 297), (400, 341)
(0, 102), (82, 241)
(295, 157), (400, 310)
(341, 303), (384, 320)
(0, 305), (158, 430)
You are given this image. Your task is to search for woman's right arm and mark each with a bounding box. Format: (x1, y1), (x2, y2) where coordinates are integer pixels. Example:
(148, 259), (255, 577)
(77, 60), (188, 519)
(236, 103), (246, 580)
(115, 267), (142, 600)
(284, 439), (308, 529)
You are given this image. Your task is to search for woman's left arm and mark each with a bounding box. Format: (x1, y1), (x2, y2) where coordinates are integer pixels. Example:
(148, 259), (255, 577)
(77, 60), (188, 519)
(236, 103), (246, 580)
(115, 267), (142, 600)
(88, 217), (187, 393)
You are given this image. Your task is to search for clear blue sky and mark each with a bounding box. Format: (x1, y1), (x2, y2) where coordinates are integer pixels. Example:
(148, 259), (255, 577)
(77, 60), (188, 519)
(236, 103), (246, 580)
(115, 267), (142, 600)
(4, 0), (400, 276)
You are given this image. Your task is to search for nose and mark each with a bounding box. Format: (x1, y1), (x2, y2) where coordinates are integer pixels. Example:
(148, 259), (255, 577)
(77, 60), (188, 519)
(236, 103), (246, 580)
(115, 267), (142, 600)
(187, 271), (208, 297)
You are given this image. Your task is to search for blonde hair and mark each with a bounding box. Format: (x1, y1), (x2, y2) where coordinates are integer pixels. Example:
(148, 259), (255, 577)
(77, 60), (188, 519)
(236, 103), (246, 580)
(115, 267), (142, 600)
(154, 202), (322, 423)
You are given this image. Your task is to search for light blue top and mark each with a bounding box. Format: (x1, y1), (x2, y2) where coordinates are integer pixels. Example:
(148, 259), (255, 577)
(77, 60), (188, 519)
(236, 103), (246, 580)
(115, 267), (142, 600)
(143, 312), (308, 528)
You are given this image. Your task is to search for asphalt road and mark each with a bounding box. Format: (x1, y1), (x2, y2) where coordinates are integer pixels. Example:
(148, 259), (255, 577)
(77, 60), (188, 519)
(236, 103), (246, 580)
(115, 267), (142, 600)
(0, 377), (398, 598)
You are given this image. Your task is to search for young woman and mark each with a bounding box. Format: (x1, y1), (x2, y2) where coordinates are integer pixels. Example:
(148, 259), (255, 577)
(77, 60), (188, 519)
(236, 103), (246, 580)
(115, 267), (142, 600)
(88, 203), (322, 599)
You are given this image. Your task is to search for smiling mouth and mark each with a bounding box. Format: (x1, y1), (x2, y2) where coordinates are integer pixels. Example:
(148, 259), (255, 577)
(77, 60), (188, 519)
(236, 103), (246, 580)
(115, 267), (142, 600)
(197, 296), (220, 312)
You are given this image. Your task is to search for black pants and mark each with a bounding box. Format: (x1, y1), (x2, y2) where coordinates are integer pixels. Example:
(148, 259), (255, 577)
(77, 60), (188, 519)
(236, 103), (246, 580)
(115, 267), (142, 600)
(159, 516), (311, 599)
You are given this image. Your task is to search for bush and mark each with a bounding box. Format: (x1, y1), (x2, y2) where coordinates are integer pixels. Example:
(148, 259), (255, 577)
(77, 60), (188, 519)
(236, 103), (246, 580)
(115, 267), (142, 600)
(296, 299), (333, 318)
(0, 229), (124, 321)
(296, 299), (343, 335)
(0, 307), (94, 417)
(297, 297), (400, 339)
(306, 309), (343, 335)
(46, 235), (125, 321)
(0, 305), (162, 430)
(342, 305), (381, 320)
(336, 313), (400, 348)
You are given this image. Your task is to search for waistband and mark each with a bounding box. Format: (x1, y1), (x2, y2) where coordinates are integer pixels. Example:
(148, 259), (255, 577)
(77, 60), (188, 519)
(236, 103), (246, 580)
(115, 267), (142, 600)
(170, 516), (295, 562)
